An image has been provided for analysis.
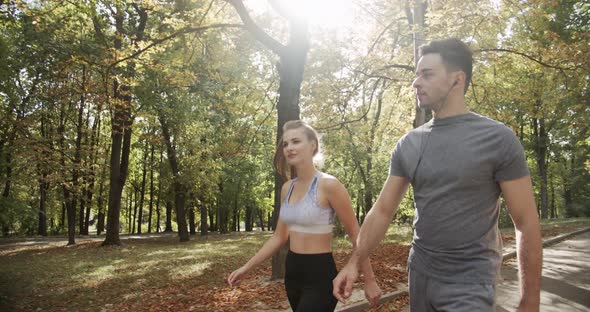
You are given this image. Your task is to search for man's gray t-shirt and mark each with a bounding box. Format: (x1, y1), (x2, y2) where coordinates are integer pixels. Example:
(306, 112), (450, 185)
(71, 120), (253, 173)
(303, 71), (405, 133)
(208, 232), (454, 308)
(389, 112), (529, 283)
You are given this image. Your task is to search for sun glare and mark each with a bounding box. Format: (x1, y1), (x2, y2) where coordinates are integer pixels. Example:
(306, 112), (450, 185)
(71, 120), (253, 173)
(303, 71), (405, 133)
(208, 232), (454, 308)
(245, 0), (357, 29)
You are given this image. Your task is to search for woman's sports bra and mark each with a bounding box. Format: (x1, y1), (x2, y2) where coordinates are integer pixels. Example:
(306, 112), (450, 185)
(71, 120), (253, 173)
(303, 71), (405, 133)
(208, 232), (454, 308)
(279, 172), (335, 234)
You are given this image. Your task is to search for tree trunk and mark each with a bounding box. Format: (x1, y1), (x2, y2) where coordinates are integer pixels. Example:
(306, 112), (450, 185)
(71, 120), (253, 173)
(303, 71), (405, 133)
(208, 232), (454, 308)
(83, 192), (91, 235)
(159, 113), (189, 241)
(200, 200), (208, 236)
(209, 206), (215, 232)
(256, 207), (265, 231)
(128, 193), (133, 234)
(133, 191), (138, 233)
(67, 198), (77, 244)
(2, 151), (10, 199)
(199, 195), (209, 236)
(96, 144), (109, 236)
(60, 203), (66, 234)
(174, 186), (189, 241)
(156, 149), (163, 232)
(1, 148), (11, 236)
(533, 116), (549, 218)
(103, 79), (133, 245)
(37, 111), (51, 236)
(356, 187), (362, 223)
(189, 206), (196, 234)
(137, 141), (148, 234)
(79, 200), (86, 235)
(103, 4), (147, 246)
(269, 19), (308, 281)
(84, 99), (101, 236)
(148, 143), (155, 233)
(97, 211), (105, 235)
(58, 99), (77, 245)
(233, 180), (241, 232)
(164, 200), (173, 232)
(228, 0), (308, 279)
(550, 173), (556, 218)
(75, 70), (86, 236)
(132, 187), (138, 234)
(37, 176), (49, 236)
(363, 80), (385, 217)
(410, 0), (428, 128)
(218, 183), (226, 233)
(245, 205), (253, 232)
(563, 154), (574, 217)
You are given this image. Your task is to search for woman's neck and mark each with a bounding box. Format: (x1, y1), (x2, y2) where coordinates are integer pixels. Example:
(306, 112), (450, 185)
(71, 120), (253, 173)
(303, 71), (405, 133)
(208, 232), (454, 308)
(294, 163), (318, 181)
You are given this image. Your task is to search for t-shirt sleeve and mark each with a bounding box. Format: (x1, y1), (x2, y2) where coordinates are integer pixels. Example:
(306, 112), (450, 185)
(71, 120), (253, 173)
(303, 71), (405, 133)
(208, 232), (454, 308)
(389, 136), (409, 178)
(494, 127), (530, 182)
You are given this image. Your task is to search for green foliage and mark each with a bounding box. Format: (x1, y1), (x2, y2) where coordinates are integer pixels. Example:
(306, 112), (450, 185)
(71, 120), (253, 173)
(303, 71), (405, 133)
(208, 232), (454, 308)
(0, 197), (36, 235)
(0, 0), (589, 236)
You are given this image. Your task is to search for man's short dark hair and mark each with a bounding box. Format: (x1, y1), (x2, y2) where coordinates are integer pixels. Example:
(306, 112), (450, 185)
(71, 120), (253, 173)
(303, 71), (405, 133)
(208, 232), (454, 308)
(419, 38), (473, 94)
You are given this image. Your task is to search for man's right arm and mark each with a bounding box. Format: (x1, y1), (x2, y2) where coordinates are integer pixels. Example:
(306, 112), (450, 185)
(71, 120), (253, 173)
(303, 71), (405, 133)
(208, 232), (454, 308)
(333, 175), (410, 302)
(350, 175), (410, 267)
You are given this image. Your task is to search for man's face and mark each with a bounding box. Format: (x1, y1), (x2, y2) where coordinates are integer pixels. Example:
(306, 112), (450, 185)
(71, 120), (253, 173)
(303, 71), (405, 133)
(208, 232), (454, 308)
(412, 53), (456, 111)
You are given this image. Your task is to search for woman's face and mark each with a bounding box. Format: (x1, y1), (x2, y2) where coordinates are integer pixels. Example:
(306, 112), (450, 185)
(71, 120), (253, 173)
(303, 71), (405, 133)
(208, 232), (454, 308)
(282, 127), (316, 166)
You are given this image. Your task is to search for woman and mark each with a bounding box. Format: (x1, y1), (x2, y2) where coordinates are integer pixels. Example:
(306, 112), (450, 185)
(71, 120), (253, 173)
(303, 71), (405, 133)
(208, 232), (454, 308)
(227, 120), (382, 311)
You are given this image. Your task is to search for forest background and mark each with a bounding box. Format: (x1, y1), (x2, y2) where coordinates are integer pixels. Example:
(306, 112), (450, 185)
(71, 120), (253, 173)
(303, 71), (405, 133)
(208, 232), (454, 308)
(1, 1), (589, 311)
(0, 0), (588, 270)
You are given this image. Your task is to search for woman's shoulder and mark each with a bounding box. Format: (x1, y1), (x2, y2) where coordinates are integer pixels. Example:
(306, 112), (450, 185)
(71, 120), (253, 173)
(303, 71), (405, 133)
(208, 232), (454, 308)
(317, 172), (344, 190)
(279, 179), (295, 202)
(281, 179), (294, 191)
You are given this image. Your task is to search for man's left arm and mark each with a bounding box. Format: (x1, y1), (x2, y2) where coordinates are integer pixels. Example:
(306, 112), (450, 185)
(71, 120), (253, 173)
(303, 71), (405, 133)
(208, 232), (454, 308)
(500, 175), (542, 312)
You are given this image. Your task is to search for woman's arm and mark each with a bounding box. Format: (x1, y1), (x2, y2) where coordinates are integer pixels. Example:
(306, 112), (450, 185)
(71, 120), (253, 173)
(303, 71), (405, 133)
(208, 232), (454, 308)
(227, 182), (290, 286)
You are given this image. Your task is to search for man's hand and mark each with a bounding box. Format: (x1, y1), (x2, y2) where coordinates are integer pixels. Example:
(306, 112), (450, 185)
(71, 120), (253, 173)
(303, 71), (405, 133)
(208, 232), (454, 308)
(333, 261), (360, 303)
(363, 278), (382, 307)
(516, 298), (540, 312)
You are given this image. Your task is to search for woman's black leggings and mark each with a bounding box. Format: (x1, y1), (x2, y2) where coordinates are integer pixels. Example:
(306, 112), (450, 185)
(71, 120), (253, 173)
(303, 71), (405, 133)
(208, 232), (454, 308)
(285, 250), (338, 312)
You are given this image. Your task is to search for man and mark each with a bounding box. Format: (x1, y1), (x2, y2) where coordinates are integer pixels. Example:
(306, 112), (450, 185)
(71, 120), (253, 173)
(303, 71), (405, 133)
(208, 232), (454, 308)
(333, 38), (542, 311)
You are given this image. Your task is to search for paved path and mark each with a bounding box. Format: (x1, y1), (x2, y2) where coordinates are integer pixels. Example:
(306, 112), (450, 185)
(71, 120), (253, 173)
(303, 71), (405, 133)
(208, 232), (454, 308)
(354, 229), (590, 312)
(496, 231), (590, 311)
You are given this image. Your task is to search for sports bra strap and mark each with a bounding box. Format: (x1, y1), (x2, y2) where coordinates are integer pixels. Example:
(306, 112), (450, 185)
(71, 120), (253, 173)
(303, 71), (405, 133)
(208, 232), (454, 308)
(285, 178), (297, 201)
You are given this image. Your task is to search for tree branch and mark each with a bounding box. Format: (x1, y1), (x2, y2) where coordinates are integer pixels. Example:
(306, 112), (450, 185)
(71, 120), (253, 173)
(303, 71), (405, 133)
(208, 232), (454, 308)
(382, 64), (415, 72)
(476, 48), (573, 72)
(108, 23), (242, 69)
(132, 4), (148, 41)
(352, 69), (403, 82)
(315, 78), (381, 131)
(226, 0), (286, 56)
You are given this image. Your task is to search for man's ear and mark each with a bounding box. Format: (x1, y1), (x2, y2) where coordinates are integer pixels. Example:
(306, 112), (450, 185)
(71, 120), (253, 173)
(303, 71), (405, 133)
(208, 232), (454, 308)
(452, 71), (466, 89)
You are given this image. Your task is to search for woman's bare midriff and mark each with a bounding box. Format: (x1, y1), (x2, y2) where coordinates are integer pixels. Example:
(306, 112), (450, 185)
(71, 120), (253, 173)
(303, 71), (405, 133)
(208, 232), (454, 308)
(289, 231), (333, 254)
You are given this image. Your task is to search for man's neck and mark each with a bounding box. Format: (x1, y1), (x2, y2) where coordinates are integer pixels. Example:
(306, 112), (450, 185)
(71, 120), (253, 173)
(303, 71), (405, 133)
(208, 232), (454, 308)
(433, 97), (469, 119)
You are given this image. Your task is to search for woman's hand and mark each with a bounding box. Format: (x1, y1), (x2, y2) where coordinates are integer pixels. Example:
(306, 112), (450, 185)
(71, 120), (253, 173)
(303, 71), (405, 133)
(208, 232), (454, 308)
(364, 278), (382, 308)
(227, 266), (248, 287)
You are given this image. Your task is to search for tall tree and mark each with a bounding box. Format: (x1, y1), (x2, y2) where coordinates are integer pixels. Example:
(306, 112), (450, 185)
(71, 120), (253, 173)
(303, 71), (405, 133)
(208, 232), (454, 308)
(100, 3), (147, 245)
(159, 109), (189, 242)
(227, 0), (309, 280)
(137, 139), (149, 234)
